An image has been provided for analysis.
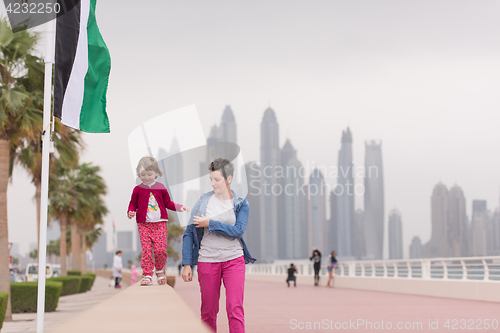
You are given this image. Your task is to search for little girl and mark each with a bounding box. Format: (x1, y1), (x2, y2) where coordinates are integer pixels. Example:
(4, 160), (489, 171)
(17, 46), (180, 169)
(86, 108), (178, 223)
(128, 156), (189, 286)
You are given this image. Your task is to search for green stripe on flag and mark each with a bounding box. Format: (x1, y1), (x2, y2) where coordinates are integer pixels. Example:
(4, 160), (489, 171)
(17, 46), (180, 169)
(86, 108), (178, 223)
(80, 0), (111, 133)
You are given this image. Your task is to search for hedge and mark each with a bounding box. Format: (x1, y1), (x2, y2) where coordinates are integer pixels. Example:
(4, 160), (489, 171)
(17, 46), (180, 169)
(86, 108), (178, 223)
(0, 291), (8, 330)
(10, 281), (63, 313)
(79, 276), (92, 293)
(83, 273), (96, 290)
(67, 270), (82, 276)
(48, 276), (81, 296)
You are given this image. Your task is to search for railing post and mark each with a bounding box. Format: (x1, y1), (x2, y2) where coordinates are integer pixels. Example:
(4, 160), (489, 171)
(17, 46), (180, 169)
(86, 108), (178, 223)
(371, 263), (375, 277)
(460, 260), (466, 280)
(361, 263), (365, 277)
(442, 260), (448, 280)
(482, 259), (489, 281)
(407, 261), (412, 279)
(349, 262), (355, 277)
(383, 262), (387, 278)
(394, 262), (398, 278)
(422, 260), (431, 280)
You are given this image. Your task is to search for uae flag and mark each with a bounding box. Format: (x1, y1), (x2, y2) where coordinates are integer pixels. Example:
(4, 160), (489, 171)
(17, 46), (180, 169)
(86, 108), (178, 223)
(54, 0), (111, 133)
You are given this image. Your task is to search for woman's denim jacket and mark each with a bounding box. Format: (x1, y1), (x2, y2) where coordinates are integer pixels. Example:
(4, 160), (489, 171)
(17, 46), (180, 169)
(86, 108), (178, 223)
(181, 190), (256, 266)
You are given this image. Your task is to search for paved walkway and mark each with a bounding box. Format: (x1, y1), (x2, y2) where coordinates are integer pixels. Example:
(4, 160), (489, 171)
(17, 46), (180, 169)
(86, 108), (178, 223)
(2, 276), (126, 333)
(174, 274), (500, 333)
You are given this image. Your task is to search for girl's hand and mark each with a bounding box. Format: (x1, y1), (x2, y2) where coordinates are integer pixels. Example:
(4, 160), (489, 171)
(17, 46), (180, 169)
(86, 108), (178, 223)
(180, 206), (190, 213)
(182, 265), (192, 282)
(193, 214), (209, 228)
(128, 211), (136, 219)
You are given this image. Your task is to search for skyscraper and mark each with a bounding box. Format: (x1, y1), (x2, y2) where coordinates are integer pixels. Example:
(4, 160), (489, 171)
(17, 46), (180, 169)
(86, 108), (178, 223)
(388, 209), (403, 259)
(336, 128), (354, 257)
(409, 236), (422, 259)
(353, 209), (366, 259)
(447, 185), (468, 257)
(260, 107), (280, 262)
(425, 183), (449, 258)
(220, 105), (237, 145)
(308, 169), (326, 254)
(243, 161), (262, 261)
(471, 200), (488, 256)
(326, 191), (338, 256)
(280, 139), (304, 259)
(364, 140), (384, 259)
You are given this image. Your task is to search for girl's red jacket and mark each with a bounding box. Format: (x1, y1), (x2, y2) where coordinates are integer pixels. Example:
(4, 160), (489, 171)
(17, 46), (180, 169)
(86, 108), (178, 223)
(128, 182), (183, 222)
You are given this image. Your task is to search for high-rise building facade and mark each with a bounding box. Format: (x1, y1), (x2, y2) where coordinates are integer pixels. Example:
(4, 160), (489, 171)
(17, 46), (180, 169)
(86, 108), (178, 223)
(425, 183), (449, 257)
(364, 140), (384, 259)
(280, 139), (304, 259)
(353, 209), (366, 259)
(447, 185), (468, 257)
(308, 169), (326, 253)
(260, 108), (280, 262)
(388, 209), (403, 259)
(472, 200), (488, 256)
(244, 161), (262, 261)
(409, 236), (422, 259)
(336, 128), (354, 257)
(326, 191), (338, 256)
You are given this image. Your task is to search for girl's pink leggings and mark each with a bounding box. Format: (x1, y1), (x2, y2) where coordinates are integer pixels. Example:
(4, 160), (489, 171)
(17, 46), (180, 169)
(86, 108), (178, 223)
(197, 256), (245, 333)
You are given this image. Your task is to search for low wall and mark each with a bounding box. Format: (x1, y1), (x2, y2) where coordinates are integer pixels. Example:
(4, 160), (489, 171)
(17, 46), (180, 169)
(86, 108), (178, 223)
(50, 281), (211, 333)
(246, 274), (500, 303)
(94, 269), (132, 286)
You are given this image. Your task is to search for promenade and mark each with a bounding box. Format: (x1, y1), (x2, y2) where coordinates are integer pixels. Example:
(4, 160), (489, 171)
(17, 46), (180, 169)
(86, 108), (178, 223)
(175, 274), (500, 332)
(1, 276), (125, 333)
(2, 274), (499, 333)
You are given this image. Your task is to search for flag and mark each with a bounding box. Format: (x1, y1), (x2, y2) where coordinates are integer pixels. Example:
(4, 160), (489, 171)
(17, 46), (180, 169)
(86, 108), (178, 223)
(54, 0), (111, 133)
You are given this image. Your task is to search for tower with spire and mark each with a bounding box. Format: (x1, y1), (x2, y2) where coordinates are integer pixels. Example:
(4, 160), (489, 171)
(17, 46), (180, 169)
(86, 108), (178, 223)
(260, 107), (280, 262)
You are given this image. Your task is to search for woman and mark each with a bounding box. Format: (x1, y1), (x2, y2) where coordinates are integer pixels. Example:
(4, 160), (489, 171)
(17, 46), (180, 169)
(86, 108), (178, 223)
(326, 251), (337, 287)
(309, 248), (321, 286)
(181, 158), (256, 333)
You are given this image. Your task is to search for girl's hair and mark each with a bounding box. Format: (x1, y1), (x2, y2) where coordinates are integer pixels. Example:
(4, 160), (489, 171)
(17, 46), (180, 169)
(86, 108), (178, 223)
(208, 158), (234, 180)
(116, 250), (122, 255)
(136, 156), (163, 177)
(331, 251), (336, 256)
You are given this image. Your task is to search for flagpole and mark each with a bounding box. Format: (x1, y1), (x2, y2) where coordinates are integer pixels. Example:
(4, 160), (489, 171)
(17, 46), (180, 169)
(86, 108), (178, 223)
(36, 18), (56, 333)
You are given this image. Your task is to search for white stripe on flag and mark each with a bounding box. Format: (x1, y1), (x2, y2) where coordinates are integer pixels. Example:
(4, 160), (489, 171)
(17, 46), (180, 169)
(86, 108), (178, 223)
(60, 0), (90, 129)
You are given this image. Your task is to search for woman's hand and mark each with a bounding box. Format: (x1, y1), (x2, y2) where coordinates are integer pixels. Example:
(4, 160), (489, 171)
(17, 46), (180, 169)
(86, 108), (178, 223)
(180, 206), (190, 212)
(193, 214), (209, 228)
(182, 265), (192, 282)
(128, 211), (136, 219)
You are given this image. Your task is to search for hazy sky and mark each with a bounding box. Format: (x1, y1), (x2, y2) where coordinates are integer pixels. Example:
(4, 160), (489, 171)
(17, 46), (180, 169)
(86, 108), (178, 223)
(5, 0), (500, 259)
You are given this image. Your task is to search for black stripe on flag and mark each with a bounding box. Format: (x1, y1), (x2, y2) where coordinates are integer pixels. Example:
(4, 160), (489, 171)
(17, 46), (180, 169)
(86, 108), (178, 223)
(54, 0), (81, 119)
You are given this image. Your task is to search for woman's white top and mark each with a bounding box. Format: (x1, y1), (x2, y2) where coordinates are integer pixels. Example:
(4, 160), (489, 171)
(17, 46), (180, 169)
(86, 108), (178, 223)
(198, 194), (244, 263)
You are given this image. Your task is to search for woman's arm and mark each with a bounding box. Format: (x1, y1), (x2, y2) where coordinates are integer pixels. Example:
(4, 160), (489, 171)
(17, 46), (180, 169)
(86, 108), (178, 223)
(181, 224), (195, 266)
(207, 200), (249, 239)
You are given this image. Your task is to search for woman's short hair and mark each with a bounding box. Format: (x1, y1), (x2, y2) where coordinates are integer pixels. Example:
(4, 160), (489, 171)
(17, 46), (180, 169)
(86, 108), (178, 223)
(208, 158), (234, 180)
(116, 250), (122, 255)
(136, 156), (163, 177)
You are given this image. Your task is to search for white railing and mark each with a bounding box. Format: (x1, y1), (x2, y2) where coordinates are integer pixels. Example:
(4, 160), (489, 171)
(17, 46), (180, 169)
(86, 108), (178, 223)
(246, 256), (500, 282)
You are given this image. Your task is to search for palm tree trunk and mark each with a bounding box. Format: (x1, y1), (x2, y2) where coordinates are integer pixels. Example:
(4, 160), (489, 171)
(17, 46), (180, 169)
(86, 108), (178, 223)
(59, 217), (67, 275)
(70, 219), (82, 271)
(81, 227), (87, 274)
(0, 138), (12, 321)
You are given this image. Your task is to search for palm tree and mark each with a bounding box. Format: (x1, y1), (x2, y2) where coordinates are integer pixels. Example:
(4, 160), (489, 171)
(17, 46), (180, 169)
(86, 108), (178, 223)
(73, 163), (107, 272)
(48, 159), (78, 276)
(0, 18), (42, 322)
(49, 162), (107, 273)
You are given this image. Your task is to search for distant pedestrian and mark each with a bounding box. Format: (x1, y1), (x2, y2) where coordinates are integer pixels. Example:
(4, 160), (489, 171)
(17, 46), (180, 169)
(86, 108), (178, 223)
(309, 248), (322, 286)
(326, 251), (338, 287)
(113, 250), (123, 288)
(286, 264), (298, 287)
(131, 265), (138, 285)
(178, 263), (182, 276)
(128, 156), (190, 286)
